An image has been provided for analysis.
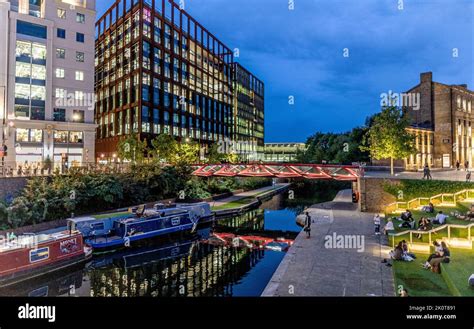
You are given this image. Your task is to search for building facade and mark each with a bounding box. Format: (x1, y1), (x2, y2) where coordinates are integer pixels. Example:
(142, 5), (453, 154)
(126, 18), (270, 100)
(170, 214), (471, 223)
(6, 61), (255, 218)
(405, 72), (473, 169)
(232, 63), (264, 161)
(95, 0), (237, 161)
(264, 143), (306, 162)
(0, 0), (97, 171)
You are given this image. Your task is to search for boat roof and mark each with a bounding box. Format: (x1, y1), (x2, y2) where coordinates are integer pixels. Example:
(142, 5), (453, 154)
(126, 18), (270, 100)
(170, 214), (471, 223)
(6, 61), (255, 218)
(0, 231), (80, 253)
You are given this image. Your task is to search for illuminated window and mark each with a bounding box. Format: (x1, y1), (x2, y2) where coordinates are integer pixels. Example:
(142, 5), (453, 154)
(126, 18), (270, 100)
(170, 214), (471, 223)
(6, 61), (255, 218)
(57, 8), (66, 19)
(75, 71), (84, 81)
(56, 68), (65, 78)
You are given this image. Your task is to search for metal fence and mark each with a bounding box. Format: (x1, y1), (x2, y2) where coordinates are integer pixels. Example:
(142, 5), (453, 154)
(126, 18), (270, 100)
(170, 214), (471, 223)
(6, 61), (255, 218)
(0, 162), (136, 178)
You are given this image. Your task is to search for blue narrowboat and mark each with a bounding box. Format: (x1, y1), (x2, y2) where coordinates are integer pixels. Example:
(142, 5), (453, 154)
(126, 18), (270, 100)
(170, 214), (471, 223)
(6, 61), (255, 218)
(67, 203), (213, 251)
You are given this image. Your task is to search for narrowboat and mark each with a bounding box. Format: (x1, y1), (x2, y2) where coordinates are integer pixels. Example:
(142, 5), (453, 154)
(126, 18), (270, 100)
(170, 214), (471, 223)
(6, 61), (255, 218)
(68, 202), (214, 251)
(0, 231), (92, 288)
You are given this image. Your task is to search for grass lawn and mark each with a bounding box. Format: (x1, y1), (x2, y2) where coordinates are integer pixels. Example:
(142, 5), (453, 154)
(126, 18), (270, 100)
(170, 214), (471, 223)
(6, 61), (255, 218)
(441, 249), (474, 296)
(211, 188), (280, 211)
(392, 252), (451, 296)
(386, 204), (473, 246)
(92, 211), (131, 219)
(392, 249), (474, 296)
(212, 196), (257, 211)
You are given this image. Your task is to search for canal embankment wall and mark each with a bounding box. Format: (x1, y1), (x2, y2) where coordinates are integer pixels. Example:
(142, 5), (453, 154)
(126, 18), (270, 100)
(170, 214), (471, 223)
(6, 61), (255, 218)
(0, 177), (28, 200)
(358, 177), (399, 213)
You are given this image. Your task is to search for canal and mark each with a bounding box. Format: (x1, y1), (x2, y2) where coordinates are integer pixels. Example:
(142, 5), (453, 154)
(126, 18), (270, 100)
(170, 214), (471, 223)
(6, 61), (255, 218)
(0, 187), (337, 297)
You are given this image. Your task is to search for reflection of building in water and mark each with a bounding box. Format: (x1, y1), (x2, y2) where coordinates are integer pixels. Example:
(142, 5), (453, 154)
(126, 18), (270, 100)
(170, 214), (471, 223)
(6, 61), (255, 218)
(0, 268), (85, 297)
(217, 209), (264, 231)
(89, 244), (265, 297)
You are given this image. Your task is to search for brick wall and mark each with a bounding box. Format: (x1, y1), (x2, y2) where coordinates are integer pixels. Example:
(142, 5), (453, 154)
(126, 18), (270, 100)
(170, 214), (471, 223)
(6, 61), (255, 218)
(358, 177), (399, 213)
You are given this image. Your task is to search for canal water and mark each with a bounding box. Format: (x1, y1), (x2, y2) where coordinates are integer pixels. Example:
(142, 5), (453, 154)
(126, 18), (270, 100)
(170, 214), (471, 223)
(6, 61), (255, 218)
(0, 192), (311, 297)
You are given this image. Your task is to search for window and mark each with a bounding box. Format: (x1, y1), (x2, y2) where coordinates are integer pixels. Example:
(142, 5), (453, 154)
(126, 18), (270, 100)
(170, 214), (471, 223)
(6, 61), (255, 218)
(72, 110), (84, 123)
(76, 33), (85, 43)
(55, 88), (66, 98)
(31, 64), (46, 80)
(56, 48), (66, 59)
(76, 13), (85, 23)
(16, 128), (43, 143)
(76, 51), (84, 62)
(75, 71), (84, 81)
(57, 8), (66, 19)
(17, 21), (47, 39)
(55, 68), (65, 78)
(57, 28), (66, 39)
(54, 108), (66, 122)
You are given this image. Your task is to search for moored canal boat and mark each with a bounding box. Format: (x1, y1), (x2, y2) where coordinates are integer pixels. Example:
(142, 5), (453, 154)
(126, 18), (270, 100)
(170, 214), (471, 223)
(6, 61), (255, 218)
(0, 231), (92, 288)
(68, 203), (214, 251)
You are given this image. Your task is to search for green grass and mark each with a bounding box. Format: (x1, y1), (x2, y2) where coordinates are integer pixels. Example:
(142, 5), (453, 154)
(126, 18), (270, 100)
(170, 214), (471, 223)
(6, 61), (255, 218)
(385, 204), (473, 246)
(212, 196), (259, 211)
(392, 249), (474, 296)
(211, 187), (282, 211)
(392, 253), (452, 296)
(441, 249), (474, 296)
(92, 211), (131, 219)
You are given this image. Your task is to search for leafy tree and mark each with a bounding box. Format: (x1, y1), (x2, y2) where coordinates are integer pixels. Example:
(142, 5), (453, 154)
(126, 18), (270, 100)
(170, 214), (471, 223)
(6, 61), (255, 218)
(117, 135), (148, 163)
(206, 143), (239, 164)
(296, 128), (370, 165)
(151, 134), (199, 166)
(151, 134), (178, 164)
(361, 105), (416, 175)
(7, 197), (32, 228)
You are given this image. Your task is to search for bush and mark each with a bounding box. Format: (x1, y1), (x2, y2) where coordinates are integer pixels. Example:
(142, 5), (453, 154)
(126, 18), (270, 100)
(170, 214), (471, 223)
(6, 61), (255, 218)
(384, 179), (474, 201)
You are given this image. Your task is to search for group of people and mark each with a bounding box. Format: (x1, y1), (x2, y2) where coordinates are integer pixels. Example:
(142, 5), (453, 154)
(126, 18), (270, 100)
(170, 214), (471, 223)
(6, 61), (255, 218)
(422, 163), (471, 182)
(375, 207), (449, 240)
(390, 240), (416, 262)
(422, 241), (451, 272)
(454, 204), (474, 221)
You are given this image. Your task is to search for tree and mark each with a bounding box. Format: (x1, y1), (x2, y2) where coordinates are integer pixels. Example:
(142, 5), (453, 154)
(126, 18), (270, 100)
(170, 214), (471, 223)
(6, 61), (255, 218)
(361, 105), (416, 175)
(151, 134), (178, 164)
(151, 134), (200, 166)
(117, 135), (148, 163)
(206, 143), (239, 164)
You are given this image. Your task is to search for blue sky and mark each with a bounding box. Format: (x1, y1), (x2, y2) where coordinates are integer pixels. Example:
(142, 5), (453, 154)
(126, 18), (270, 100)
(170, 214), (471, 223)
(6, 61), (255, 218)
(97, 0), (473, 142)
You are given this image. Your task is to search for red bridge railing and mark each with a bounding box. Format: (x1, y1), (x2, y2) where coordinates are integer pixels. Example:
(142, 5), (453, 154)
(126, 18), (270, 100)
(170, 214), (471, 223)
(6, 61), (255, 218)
(191, 163), (361, 181)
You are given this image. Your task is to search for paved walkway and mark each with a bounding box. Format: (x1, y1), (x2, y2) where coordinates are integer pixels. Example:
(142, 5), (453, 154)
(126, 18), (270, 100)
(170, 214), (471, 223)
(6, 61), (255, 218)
(211, 183), (290, 207)
(262, 189), (394, 297)
(365, 169), (472, 182)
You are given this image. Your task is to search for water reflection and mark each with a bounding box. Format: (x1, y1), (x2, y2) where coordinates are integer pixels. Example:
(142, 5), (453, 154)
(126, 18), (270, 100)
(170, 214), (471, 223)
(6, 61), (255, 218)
(1, 193), (302, 297)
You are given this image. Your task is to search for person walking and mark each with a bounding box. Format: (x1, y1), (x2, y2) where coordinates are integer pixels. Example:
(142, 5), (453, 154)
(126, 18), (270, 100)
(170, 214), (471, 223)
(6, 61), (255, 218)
(423, 164), (432, 180)
(465, 161), (470, 171)
(304, 211), (312, 239)
(467, 171), (472, 183)
(456, 160), (460, 171)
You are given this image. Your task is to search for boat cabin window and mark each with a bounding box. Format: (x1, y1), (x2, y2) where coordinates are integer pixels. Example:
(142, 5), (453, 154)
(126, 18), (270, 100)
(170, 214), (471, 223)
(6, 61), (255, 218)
(90, 222), (105, 231)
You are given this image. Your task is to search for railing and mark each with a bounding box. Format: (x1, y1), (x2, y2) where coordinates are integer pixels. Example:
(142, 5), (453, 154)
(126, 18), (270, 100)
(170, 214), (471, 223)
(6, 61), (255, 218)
(388, 223), (474, 249)
(385, 189), (474, 214)
(0, 162), (137, 178)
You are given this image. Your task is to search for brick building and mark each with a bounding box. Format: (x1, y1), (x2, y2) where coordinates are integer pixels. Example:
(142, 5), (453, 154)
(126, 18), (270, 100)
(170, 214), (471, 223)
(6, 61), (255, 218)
(405, 72), (473, 169)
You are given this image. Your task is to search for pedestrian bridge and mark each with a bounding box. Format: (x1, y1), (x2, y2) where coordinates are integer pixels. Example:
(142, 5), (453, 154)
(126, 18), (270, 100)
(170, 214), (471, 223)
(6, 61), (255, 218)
(191, 163), (361, 181)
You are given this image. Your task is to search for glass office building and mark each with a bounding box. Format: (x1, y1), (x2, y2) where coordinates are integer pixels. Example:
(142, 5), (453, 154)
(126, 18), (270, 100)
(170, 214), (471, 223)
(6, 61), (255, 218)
(95, 0), (236, 160)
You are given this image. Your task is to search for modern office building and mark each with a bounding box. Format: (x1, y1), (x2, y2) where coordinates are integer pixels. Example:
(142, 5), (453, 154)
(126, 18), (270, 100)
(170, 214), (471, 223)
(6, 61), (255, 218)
(404, 72), (473, 169)
(264, 143), (306, 162)
(94, 0), (236, 161)
(232, 63), (264, 161)
(0, 0), (97, 170)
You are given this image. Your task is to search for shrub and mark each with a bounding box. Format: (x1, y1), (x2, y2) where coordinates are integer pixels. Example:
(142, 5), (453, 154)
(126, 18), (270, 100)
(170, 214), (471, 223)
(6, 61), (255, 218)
(384, 179), (474, 201)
